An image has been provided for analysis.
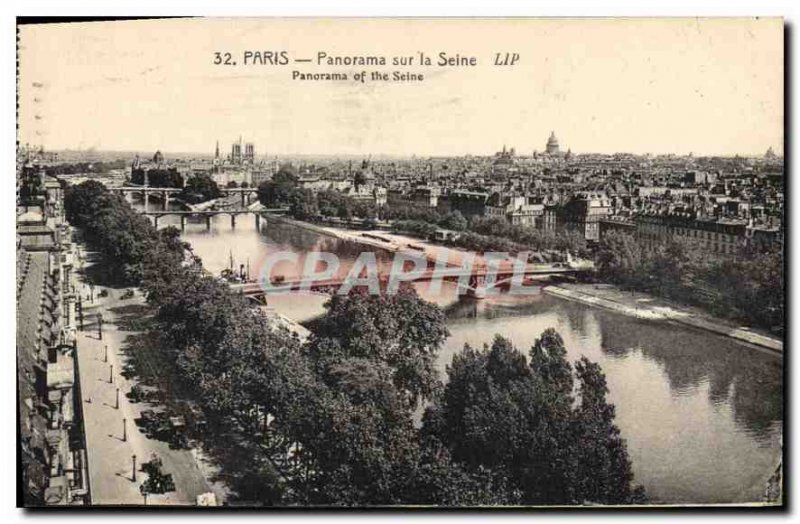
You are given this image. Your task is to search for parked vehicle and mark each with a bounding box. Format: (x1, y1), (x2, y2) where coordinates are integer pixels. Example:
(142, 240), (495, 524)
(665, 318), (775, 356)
(128, 384), (163, 404)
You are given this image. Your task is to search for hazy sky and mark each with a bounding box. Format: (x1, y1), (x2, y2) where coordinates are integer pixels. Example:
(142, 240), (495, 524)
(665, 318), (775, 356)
(18, 18), (783, 157)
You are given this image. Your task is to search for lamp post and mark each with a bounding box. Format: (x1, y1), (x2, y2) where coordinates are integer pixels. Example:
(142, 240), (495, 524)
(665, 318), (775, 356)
(123, 418), (127, 442)
(132, 454), (137, 481)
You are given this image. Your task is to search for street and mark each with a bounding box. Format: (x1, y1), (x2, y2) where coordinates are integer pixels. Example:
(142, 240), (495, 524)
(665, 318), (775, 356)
(75, 246), (227, 505)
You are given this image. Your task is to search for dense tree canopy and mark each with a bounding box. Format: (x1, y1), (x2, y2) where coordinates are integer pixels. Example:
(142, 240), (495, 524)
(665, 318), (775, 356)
(596, 230), (784, 332)
(45, 159), (127, 177)
(423, 331), (646, 505)
(257, 168), (299, 208)
(180, 173), (222, 204)
(131, 167), (184, 188)
(65, 180), (168, 283)
(306, 287), (449, 408)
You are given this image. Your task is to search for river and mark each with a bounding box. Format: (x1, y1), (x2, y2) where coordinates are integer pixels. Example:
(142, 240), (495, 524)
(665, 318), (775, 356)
(152, 209), (783, 504)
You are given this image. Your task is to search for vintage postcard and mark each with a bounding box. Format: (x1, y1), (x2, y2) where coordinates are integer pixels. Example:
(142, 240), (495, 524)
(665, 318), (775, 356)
(16, 17), (784, 508)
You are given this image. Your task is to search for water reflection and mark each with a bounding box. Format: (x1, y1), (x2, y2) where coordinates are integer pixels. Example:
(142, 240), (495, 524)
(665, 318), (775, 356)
(589, 306), (783, 442)
(436, 296), (782, 503)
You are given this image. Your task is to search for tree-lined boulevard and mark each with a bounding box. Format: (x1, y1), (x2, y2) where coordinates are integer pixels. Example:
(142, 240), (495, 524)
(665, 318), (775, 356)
(72, 267), (225, 504)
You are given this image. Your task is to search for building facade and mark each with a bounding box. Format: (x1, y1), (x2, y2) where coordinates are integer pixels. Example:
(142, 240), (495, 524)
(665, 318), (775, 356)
(559, 191), (612, 241)
(412, 186), (441, 208)
(448, 189), (489, 220)
(17, 170), (88, 505)
(485, 193), (544, 227)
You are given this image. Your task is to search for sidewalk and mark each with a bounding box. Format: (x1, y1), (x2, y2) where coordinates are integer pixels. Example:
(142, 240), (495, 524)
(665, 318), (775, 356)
(544, 283), (783, 355)
(74, 248), (226, 505)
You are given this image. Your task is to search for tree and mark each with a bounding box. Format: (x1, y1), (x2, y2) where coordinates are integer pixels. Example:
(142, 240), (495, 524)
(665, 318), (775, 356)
(306, 287), (449, 408)
(141, 226), (193, 304)
(230, 459), (285, 505)
(65, 180), (115, 225)
(180, 173), (222, 204)
(65, 180), (160, 284)
(354, 171), (367, 191)
(131, 168), (183, 188)
(45, 160), (127, 177)
(408, 437), (518, 505)
(354, 200), (378, 220)
(259, 290), (518, 506)
(424, 330), (645, 505)
(288, 189), (318, 220)
(440, 210), (468, 231)
(392, 219), (439, 240)
(570, 357), (646, 504)
(595, 230), (647, 288)
(648, 238), (691, 296)
(595, 228), (783, 331)
(705, 245), (784, 330)
(258, 168), (299, 207)
(293, 359), (421, 504)
(336, 200), (353, 221)
(274, 164), (299, 184)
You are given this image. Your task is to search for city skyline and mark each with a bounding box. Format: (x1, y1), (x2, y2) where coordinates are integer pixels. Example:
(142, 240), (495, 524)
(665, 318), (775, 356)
(19, 18), (783, 157)
(25, 140), (784, 160)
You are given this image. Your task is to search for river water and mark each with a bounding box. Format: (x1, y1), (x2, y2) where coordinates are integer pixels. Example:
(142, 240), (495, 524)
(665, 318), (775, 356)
(153, 210), (783, 504)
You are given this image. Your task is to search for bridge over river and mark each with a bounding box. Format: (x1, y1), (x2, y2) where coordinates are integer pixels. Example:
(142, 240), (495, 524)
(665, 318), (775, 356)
(139, 207), (289, 230)
(109, 185), (263, 210)
(230, 262), (586, 302)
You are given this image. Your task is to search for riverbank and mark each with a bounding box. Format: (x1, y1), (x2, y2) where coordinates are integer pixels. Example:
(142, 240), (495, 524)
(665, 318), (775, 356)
(266, 214), (421, 255)
(268, 215), (783, 355)
(263, 307), (311, 341)
(267, 214), (466, 271)
(544, 283), (783, 355)
(266, 214), (531, 270)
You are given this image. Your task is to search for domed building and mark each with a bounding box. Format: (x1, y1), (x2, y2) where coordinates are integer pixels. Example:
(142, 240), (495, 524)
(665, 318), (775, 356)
(545, 131), (560, 155)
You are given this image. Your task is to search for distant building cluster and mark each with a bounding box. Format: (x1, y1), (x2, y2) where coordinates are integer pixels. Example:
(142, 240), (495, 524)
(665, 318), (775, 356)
(127, 138), (277, 189)
(37, 131), (785, 258)
(244, 132), (781, 255)
(209, 132), (781, 254)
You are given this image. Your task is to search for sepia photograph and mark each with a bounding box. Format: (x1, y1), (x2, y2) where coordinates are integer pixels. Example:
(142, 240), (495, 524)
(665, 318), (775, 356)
(15, 16), (784, 508)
